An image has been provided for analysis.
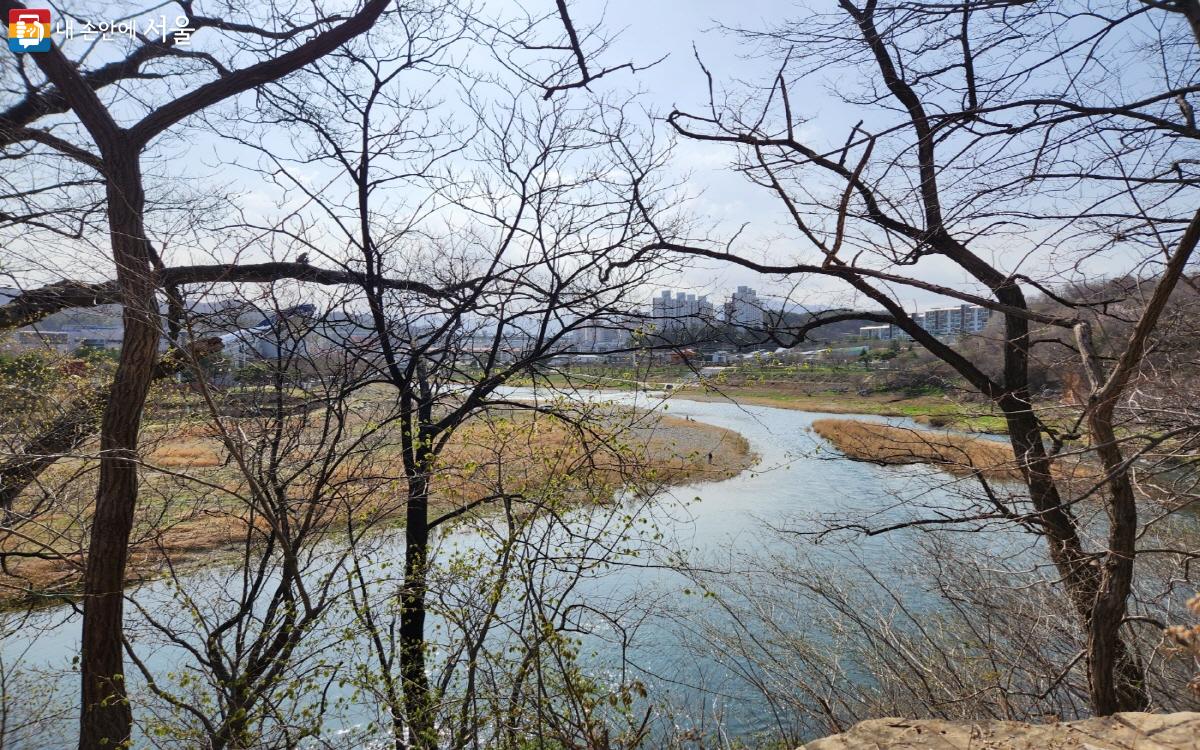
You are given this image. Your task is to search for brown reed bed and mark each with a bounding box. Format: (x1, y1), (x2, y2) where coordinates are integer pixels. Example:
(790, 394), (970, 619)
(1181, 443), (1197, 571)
(811, 418), (1093, 483)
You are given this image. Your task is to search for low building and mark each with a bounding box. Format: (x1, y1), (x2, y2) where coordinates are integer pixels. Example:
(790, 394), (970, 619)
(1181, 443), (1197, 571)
(857, 323), (911, 341)
(65, 327), (124, 351)
(7, 327), (124, 354)
(858, 304), (992, 340)
(13, 330), (70, 352)
(913, 304), (992, 336)
(566, 316), (638, 352)
(859, 324), (892, 340)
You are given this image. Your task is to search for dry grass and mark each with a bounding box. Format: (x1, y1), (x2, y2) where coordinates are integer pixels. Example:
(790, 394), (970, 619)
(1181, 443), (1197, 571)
(644, 414), (755, 484)
(1, 408), (755, 606)
(147, 443), (224, 467)
(812, 419), (1091, 482)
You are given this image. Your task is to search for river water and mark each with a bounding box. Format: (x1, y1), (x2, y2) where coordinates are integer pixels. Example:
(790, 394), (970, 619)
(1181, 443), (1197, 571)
(1, 392), (1040, 748)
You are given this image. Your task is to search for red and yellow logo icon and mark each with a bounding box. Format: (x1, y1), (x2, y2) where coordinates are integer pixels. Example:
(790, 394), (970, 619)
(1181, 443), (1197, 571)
(9, 8), (51, 53)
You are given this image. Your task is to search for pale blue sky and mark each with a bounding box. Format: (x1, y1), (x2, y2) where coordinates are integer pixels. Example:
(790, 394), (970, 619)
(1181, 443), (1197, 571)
(560, 0), (983, 312)
(10, 0), (1139, 313)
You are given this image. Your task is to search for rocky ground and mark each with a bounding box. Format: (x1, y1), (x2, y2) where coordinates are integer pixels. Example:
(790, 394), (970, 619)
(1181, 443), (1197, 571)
(798, 712), (1200, 749)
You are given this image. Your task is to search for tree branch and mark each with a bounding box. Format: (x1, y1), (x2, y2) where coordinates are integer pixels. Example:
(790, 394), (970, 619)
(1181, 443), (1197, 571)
(0, 262), (458, 332)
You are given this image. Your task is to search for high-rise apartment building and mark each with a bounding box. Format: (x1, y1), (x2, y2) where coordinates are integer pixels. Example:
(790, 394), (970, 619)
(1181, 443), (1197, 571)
(724, 286), (764, 328)
(651, 289), (716, 330)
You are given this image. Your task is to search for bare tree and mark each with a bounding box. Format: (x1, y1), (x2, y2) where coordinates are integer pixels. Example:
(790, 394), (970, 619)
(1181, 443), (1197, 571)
(335, 400), (670, 750)
(0, 0), (420, 744)
(1, 2), (684, 745)
(119, 291), (418, 750)
(229, 26), (681, 733)
(637, 0), (1200, 716)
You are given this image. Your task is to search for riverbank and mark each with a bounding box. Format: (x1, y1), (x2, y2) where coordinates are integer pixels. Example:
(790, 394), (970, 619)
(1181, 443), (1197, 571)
(670, 383), (1009, 434)
(513, 366), (1011, 433)
(11, 396), (1190, 749)
(0, 408), (754, 608)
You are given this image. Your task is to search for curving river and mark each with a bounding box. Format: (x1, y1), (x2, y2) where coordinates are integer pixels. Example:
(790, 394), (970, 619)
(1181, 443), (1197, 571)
(1, 392), (1035, 748)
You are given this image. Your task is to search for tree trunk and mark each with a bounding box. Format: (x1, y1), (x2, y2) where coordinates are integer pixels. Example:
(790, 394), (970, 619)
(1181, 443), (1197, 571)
(1001, 397), (1096, 604)
(211, 682), (255, 750)
(1001, 394), (1148, 711)
(1084, 400), (1149, 714)
(79, 148), (161, 750)
(992, 291), (1147, 714)
(401, 472), (435, 749)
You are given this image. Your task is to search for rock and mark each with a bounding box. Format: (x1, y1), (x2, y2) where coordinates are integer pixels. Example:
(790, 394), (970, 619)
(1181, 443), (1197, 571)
(797, 712), (1200, 749)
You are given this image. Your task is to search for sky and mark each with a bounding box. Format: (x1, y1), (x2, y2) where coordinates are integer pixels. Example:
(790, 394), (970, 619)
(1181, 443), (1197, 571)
(9, 0), (1163, 314)
(555, 0), (985, 312)
(591, 0), (847, 305)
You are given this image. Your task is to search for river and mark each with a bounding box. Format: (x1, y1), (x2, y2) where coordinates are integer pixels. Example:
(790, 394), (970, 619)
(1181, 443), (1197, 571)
(0, 392), (1044, 748)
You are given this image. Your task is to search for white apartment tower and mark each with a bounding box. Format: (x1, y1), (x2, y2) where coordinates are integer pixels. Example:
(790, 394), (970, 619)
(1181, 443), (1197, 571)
(652, 289), (715, 330)
(725, 286), (765, 328)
